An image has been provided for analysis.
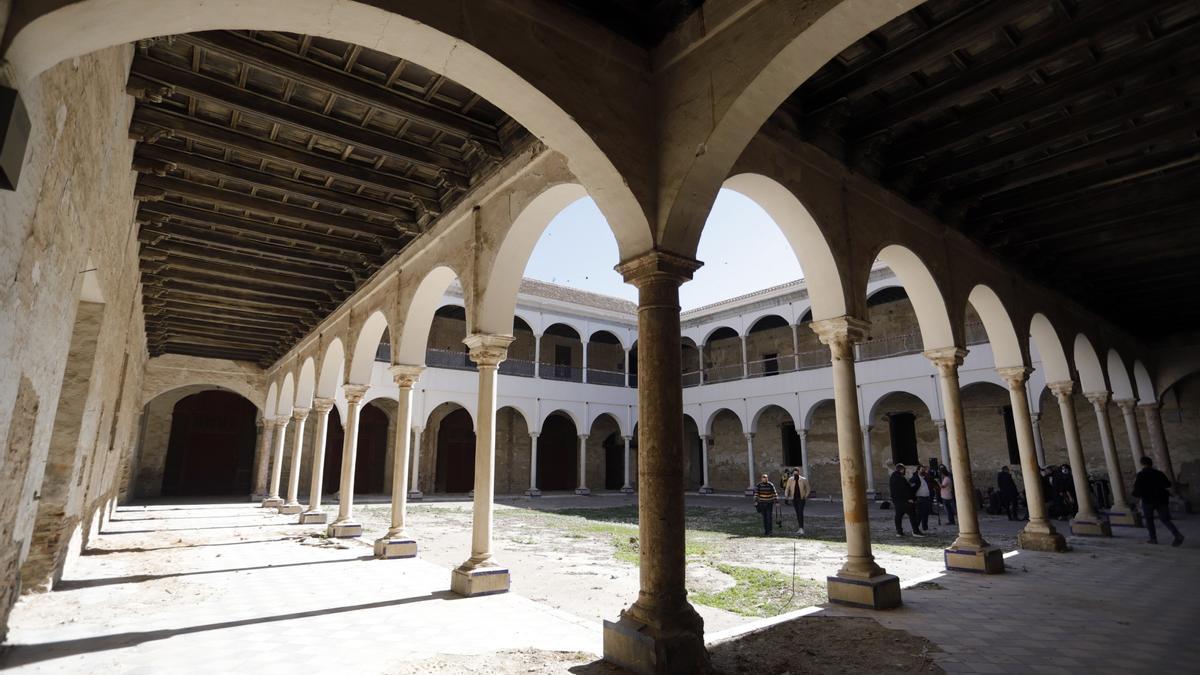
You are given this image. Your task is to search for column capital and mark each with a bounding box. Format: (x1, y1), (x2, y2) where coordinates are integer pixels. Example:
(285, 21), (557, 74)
(343, 383), (370, 404)
(809, 316), (870, 346)
(615, 249), (702, 287)
(861, 425), (873, 434)
(464, 333), (515, 367)
(623, 435), (634, 442)
(1114, 398), (1138, 414)
(924, 346), (968, 372)
(1084, 391), (1110, 407)
(291, 407), (311, 422)
(273, 416), (290, 428)
(932, 419), (946, 430)
(700, 434), (711, 443)
(1137, 401), (1161, 411)
(412, 425), (425, 434)
(797, 428), (808, 439)
(996, 366), (1032, 389)
(743, 432), (755, 441)
(1047, 380), (1075, 399)
(578, 434), (589, 441)
(529, 431), (540, 439)
(389, 363), (425, 388)
(312, 397), (335, 413)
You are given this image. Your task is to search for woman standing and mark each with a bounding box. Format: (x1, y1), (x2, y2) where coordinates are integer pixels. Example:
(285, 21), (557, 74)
(939, 467), (955, 526)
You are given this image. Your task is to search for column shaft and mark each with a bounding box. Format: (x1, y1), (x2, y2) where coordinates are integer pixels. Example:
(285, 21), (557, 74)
(1140, 404), (1176, 483)
(928, 350), (985, 550)
(1031, 413), (1047, 467)
(621, 435), (634, 493)
(861, 426), (876, 497)
(386, 368), (421, 536)
(253, 420), (273, 499)
(934, 420), (950, 470)
(460, 334), (513, 571)
(998, 368), (1062, 549)
(798, 429), (810, 473)
(740, 335), (748, 378)
(1088, 393), (1130, 512)
(303, 400), (333, 520)
(330, 385), (368, 534)
(527, 432), (540, 496)
(700, 435), (711, 491)
(268, 418), (289, 501)
(743, 433), (756, 495)
(1050, 382), (1102, 523)
(1116, 400), (1145, 468)
(410, 427), (425, 498)
(283, 409), (310, 510)
(576, 434), (591, 495)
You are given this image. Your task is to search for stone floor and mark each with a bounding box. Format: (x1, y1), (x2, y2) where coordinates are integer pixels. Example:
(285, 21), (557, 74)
(1, 497), (1195, 673)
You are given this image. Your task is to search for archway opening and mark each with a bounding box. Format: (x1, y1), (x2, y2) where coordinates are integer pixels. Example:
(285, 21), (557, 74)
(866, 392), (938, 479)
(703, 327), (741, 383)
(501, 317), (537, 377)
(161, 390), (258, 496)
(539, 412), (578, 491)
(746, 315), (792, 377)
(426, 305), (473, 371)
(540, 324), (583, 382)
(587, 331), (626, 386)
(435, 407), (476, 493)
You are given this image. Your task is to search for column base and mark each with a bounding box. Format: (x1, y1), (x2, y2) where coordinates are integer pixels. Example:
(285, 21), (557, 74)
(1104, 509), (1143, 527)
(278, 503), (304, 515)
(865, 490), (879, 501)
(944, 545), (1005, 574)
(298, 510), (327, 525)
(698, 486), (714, 495)
(450, 564), (510, 597)
(373, 537), (418, 559)
(827, 573), (902, 609)
(743, 487), (755, 497)
(621, 486), (636, 494)
(1018, 529), (1069, 552)
(326, 521), (362, 538)
(261, 497), (283, 509)
(524, 488), (542, 497)
(408, 490), (423, 501)
(575, 487), (591, 496)
(1070, 517), (1113, 537)
(602, 612), (709, 675)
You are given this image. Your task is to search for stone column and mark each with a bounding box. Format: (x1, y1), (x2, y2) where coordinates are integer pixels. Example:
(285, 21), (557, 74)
(603, 251), (708, 673)
(253, 418), (274, 501)
(534, 333), (542, 379)
(1049, 381), (1111, 536)
(621, 435), (635, 494)
(280, 408), (310, 515)
(743, 432), (756, 496)
(933, 420), (950, 470)
(698, 435), (713, 494)
(526, 432), (541, 497)
(375, 365), (423, 559)
(1139, 403), (1177, 483)
(624, 348), (632, 387)
(263, 418), (288, 508)
(576, 434), (591, 495)
(327, 384), (369, 538)
(451, 333), (515, 597)
(300, 398), (333, 524)
(583, 341), (590, 383)
(791, 324), (800, 370)
(1031, 412), (1047, 467)
(1086, 392), (1139, 526)
(798, 429), (810, 475)
(410, 427), (425, 500)
(926, 348), (1003, 573)
(740, 334), (749, 379)
(997, 368), (1066, 552)
(860, 425), (877, 499)
(1115, 399), (1146, 470)
(811, 317), (899, 609)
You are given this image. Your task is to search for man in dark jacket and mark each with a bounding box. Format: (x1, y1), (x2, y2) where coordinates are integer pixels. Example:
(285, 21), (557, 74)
(753, 473), (778, 536)
(997, 466), (1020, 521)
(890, 464), (922, 536)
(1132, 456), (1184, 546)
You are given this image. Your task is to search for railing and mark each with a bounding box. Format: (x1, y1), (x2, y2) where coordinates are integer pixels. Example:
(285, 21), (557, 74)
(747, 355), (794, 378)
(857, 332), (923, 361)
(540, 363), (583, 382)
(425, 348), (475, 371)
(588, 368), (626, 386)
(499, 358), (535, 377)
(964, 321), (988, 346)
(703, 363), (745, 384)
(795, 347), (831, 370)
(682, 370), (702, 388)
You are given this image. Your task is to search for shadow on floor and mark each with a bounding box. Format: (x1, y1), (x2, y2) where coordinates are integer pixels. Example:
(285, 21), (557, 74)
(55, 555), (375, 590)
(0, 591), (462, 668)
(82, 537), (299, 556)
(100, 522), (301, 535)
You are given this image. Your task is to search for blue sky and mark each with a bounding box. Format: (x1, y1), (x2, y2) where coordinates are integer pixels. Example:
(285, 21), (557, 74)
(522, 190), (804, 310)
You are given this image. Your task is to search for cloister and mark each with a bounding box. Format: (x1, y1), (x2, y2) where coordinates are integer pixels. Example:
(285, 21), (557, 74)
(1, 1), (1197, 673)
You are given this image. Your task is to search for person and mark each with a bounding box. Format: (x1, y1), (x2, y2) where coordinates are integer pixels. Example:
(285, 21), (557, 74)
(939, 467), (955, 525)
(889, 464), (922, 536)
(753, 473), (778, 536)
(912, 465), (935, 532)
(1051, 464), (1075, 519)
(997, 466), (1020, 521)
(1132, 456), (1184, 547)
(1060, 463), (1077, 511)
(784, 467), (811, 535)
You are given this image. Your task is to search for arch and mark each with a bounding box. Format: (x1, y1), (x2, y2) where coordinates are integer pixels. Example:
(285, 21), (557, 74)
(264, 382), (278, 421)
(477, 183), (590, 334)
(866, 284), (908, 306)
(540, 407), (583, 433)
(1073, 334), (1107, 394)
(721, 174), (847, 320)
(497, 402), (533, 431)
(747, 314), (789, 334)
(704, 407), (746, 437)
(1133, 361), (1155, 402)
(544, 322), (583, 341)
(160, 390), (258, 496)
(587, 411), (626, 437)
(7, 1), (652, 257)
(143, 378), (264, 412)
(588, 329), (626, 350)
(875, 245), (955, 350)
(538, 411), (579, 491)
(316, 337), (346, 399)
(397, 266), (460, 366)
(295, 357), (316, 409)
(349, 311), (390, 384)
(803, 398), (835, 430)
(434, 407), (476, 493)
(702, 325), (740, 345)
(750, 403), (796, 433)
(866, 389), (935, 423)
(1106, 350), (1136, 401)
(682, 411), (702, 435)
(1028, 314), (1072, 383)
(276, 372), (295, 418)
(967, 285), (1024, 369)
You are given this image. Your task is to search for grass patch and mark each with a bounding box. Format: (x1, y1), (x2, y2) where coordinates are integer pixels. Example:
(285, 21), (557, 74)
(691, 564), (825, 618)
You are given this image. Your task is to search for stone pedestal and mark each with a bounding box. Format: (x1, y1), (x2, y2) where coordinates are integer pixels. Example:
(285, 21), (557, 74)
(602, 613), (709, 675)
(261, 497), (283, 509)
(698, 486), (714, 495)
(450, 564), (510, 597)
(327, 521), (362, 538)
(278, 503), (304, 515)
(1018, 530), (1069, 552)
(826, 573), (902, 610)
(298, 510), (327, 525)
(742, 487), (755, 497)
(374, 536), (418, 559)
(944, 545), (1005, 574)
(1105, 509), (1143, 527)
(1070, 517), (1113, 537)
(408, 490), (423, 501)
(575, 487), (591, 496)
(524, 488), (542, 497)
(621, 486), (636, 495)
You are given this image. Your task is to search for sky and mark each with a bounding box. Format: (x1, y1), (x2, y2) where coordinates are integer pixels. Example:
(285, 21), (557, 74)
(521, 189), (804, 310)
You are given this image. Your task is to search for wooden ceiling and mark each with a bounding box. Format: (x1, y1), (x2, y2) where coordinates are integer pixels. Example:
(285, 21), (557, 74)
(128, 31), (527, 364)
(782, 0), (1200, 338)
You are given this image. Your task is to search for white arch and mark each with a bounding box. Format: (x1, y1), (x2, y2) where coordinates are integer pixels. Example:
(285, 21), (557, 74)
(682, 411), (701, 434)
(701, 325), (741, 345)
(802, 398), (835, 430)
(543, 321), (586, 341)
(540, 407), (584, 434)
(750, 402), (796, 433)
(704, 407), (747, 437)
(723, 174), (846, 320)
(423, 397), (477, 431)
(276, 372), (296, 417)
(1133, 360), (1155, 402)
(587, 329), (627, 351)
(397, 266), (460, 366)
(1028, 314), (1072, 383)
(316, 337), (346, 399)
(865, 388), (936, 422)
(587, 410), (625, 437)
(497, 403), (534, 431)
(477, 183), (589, 334)
(295, 357), (316, 408)
(1073, 334), (1107, 394)
(746, 314), (791, 334)
(348, 311), (390, 385)
(875, 245), (955, 350)
(967, 285), (1024, 369)
(1106, 350), (1136, 401)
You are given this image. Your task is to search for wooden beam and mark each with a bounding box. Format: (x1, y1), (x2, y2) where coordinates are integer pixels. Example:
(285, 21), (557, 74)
(142, 255), (343, 295)
(146, 291), (317, 320)
(144, 275), (335, 309)
(140, 217), (369, 271)
(155, 343), (269, 362)
(141, 239), (354, 284)
(147, 303), (304, 331)
(151, 321), (286, 344)
(130, 57), (469, 178)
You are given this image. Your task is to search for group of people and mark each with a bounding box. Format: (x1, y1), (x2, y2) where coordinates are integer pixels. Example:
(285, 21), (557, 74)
(752, 467), (810, 536)
(889, 463), (955, 537)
